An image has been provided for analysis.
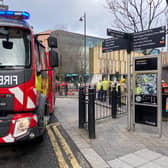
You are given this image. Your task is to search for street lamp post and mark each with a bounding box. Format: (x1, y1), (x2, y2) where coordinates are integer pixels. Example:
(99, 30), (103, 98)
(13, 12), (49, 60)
(80, 12), (86, 88)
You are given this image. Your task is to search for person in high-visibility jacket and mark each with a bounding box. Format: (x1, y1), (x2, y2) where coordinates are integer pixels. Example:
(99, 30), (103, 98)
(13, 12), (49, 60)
(120, 77), (126, 104)
(102, 77), (109, 101)
(97, 80), (102, 100)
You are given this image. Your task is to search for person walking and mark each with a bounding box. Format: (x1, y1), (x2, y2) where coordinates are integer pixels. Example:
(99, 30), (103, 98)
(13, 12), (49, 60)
(102, 77), (109, 101)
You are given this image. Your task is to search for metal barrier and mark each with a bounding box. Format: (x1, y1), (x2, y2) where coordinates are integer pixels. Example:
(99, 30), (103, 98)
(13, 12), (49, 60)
(95, 86), (127, 120)
(79, 86), (127, 139)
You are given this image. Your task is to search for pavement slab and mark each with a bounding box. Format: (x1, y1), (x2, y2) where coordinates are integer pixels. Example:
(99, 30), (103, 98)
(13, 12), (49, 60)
(153, 156), (168, 168)
(134, 149), (162, 161)
(119, 153), (148, 167)
(108, 159), (133, 168)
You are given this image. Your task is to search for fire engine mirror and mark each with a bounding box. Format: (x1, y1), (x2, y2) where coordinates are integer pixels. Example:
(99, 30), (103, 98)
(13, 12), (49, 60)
(48, 37), (57, 48)
(49, 50), (59, 67)
(3, 40), (13, 49)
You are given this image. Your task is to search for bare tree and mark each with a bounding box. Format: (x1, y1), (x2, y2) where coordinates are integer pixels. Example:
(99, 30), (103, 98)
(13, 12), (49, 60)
(106, 0), (167, 32)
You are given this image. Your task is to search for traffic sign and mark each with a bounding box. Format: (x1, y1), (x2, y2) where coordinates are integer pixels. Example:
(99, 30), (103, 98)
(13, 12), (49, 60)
(104, 26), (166, 52)
(102, 38), (128, 52)
(107, 28), (128, 39)
(132, 26), (166, 50)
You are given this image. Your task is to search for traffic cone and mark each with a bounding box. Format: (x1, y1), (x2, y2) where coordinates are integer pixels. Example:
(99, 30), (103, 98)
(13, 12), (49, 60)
(166, 97), (168, 113)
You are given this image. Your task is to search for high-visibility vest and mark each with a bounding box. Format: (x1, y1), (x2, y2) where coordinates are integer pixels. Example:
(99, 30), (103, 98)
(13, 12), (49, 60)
(97, 82), (102, 91)
(102, 80), (109, 91)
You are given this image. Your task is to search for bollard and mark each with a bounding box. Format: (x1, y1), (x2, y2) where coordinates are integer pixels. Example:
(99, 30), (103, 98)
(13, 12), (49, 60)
(94, 85), (96, 100)
(112, 87), (117, 118)
(117, 85), (121, 108)
(79, 87), (85, 128)
(83, 89), (86, 123)
(88, 88), (96, 139)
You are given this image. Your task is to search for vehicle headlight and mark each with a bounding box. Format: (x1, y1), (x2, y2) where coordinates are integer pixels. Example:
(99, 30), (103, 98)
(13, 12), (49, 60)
(13, 117), (31, 138)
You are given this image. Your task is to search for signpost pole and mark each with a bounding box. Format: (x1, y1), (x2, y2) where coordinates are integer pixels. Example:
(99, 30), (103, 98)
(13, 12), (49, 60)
(127, 51), (132, 131)
(158, 55), (162, 137)
(127, 34), (133, 131)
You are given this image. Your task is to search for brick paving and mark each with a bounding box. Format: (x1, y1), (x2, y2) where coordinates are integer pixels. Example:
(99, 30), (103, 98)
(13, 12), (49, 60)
(55, 98), (168, 168)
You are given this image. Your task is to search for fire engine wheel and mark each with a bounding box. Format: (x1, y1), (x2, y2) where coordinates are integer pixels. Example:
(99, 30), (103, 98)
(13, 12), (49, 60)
(36, 95), (48, 134)
(34, 99), (48, 143)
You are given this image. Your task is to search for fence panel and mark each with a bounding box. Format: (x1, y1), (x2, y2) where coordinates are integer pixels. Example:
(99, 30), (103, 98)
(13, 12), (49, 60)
(94, 87), (127, 120)
(79, 87), (128, 122)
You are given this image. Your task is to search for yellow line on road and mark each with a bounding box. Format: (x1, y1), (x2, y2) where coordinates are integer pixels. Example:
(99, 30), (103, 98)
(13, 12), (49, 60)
(47, 122), (60, 128)
(47, 128), (69, 168)
(53, 126), (81, 168)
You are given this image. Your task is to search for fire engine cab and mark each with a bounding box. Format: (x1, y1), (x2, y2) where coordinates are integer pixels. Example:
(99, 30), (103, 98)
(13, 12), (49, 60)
(0, 11), (58, 143)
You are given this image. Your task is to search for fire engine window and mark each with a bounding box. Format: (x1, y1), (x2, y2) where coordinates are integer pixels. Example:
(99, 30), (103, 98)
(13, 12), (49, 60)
(0, 27), (32, 66)
(40, 46), (46, 70)
(34, 41), (40, 72)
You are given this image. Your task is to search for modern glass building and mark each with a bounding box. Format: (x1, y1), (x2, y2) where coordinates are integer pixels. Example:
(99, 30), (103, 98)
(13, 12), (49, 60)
(51, 30), (103, 76)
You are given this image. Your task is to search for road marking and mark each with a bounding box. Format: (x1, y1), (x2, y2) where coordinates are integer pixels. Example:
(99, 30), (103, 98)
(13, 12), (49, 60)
(47, 122), (60, 128)
(47, 128), (69, 168)
(53, 126), (81, 168)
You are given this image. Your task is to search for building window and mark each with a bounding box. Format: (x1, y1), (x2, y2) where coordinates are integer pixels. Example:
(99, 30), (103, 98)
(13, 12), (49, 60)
(99, 60), (102, 73)
(107, 61), (109, 74)
(113, 51), (115, 60)
(118, 61), (121, 73)
(124, 62), (127, 74)
(102, 53), (105, 59)
(118, 51), (120, 61)
(125, 51), (127, 61)
(111, 61), (113, 73)
(121, 50), (125, 61)
(123, 50), (125, 57)
(104, 60), (106, 73)
(114, 61), (116, 73)
(98, 46), (100, 59)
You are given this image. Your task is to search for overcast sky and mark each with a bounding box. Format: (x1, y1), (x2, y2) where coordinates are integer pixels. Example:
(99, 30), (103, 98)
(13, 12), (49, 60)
(5, 0), (112, 38)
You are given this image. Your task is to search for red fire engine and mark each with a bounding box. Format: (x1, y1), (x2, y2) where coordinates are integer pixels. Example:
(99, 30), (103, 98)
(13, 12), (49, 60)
(0, 11), (58, 143)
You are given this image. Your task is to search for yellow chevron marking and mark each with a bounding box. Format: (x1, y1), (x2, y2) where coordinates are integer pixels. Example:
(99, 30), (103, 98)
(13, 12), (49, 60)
(53, 126), (81, 168)
(47, 128), (69, 168)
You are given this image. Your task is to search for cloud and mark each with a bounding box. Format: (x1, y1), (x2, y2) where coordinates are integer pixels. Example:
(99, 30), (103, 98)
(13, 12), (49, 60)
(5, 0), (111, 37)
